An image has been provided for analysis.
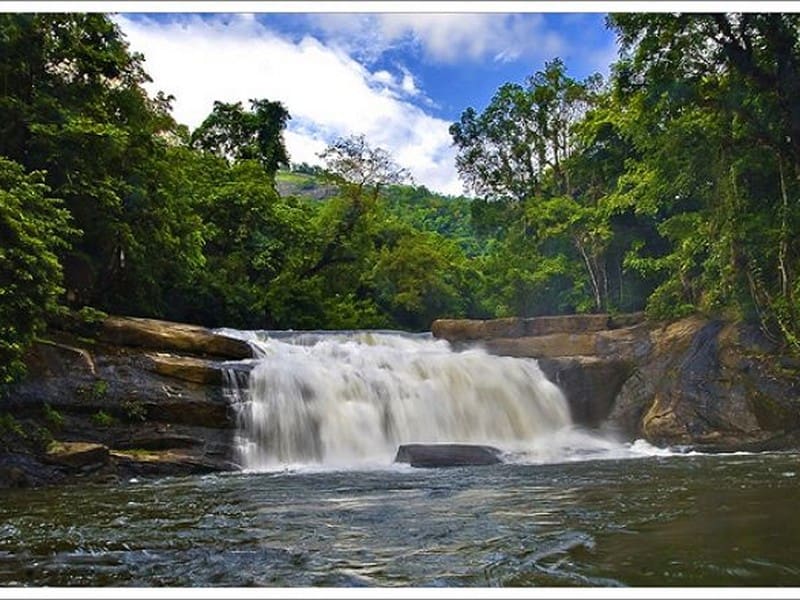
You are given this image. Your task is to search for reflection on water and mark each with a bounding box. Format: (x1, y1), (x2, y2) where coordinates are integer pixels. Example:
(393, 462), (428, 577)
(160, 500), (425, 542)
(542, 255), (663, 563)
(1, 452), (800, 586)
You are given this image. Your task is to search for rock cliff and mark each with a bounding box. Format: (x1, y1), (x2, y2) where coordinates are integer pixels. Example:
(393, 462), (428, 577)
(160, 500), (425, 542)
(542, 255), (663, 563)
(4, 311), (799, 488)
(0, 315), (254, 488)
(432, 314), (800, 451)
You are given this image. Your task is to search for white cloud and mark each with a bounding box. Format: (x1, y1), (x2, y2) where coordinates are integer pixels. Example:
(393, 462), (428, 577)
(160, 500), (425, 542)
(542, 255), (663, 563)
(372, 69), (394, 85)
(400, 68), (418, 95)
(307, 13), (565, 65)
(115, 14), (464, 195)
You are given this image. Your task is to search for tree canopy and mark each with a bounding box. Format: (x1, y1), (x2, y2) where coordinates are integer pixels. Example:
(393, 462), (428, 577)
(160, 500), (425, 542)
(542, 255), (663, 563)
(2, 12), (799, 384)
(191, 98), (291, 178)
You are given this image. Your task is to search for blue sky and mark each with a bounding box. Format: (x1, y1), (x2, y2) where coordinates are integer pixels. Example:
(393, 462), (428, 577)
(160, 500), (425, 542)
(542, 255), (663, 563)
(116, 10), (619, 195)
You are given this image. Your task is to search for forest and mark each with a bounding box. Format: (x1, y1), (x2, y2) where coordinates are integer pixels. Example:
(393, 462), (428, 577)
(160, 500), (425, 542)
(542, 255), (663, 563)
(1, 13), (799, 385)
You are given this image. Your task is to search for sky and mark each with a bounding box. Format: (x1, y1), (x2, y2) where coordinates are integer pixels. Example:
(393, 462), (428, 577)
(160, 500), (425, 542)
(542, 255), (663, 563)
(114, 8), (620, 196)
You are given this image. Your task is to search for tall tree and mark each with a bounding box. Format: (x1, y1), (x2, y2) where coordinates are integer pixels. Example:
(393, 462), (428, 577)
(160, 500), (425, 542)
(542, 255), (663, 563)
(0, 158), (75, 383)
(300, 134), (409, 279)
(450, 60), (620, 313)
(191, 98), (291, 178)
(609, 13), (800, 346)
(0, 14), (200, 315)
(450, 59), (599, 203)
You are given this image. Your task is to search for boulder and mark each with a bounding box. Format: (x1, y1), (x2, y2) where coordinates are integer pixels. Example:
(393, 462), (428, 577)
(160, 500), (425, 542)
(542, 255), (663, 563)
(12, 340), (237, 430)
(434, 315), (651, 362)
(43, 441), (109, 469)
(433, 316), (650, 430)
(430, 318), (516, 342)
(522, 314), (612, 337)
(99, 316), (253, 359)
(394, 443), (503, 467)
(0, 465), (29, 488)
(431, 313), (646, 344)
(23, 339), (97, 378)
(485, 333), (598, 358)
(611, 319), (800, 448)
(0, 453), (63, 488)
(110, 448), (238, 477)
(144, 352), (225, 385)
(1, 317), (245, 486)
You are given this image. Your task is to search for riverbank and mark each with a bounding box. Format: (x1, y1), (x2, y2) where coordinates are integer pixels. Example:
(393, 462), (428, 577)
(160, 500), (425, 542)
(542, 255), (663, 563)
(0, 315), (253, 488)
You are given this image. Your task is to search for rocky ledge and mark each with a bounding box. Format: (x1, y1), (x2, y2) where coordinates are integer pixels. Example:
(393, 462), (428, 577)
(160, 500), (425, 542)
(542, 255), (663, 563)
(0, 315), (254, 489)
(433, 314), (800, 452)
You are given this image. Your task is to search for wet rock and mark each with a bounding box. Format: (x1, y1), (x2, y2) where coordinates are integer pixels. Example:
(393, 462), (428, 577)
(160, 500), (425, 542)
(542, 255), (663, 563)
(111, 448), (238, 478)
(431, 313), (645, 343)
(0, 465), (29, 488)
(1, 315), (245, 486)
(431, 318), (511, 342)
(615, 320), (800, 448)
(485, 333), (598, 358)
(522, 314), (613, 337)
(433, 314), (650, 430)
(24, 339), (97, 378)
(394, 443), (503, 467)
(0, 453), (64, 488)
(114, 433), (203, 451)
(434, 315), (652, 364)
(538, 356), (633, 428)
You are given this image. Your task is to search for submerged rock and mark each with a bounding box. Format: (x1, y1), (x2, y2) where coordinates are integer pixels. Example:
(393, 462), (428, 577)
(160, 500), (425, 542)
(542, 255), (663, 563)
(394, 443), (503, 468)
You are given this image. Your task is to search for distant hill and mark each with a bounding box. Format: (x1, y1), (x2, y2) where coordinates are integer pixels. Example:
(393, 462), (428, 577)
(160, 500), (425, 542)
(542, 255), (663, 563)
(275, 170), (338, 200)
(276, 168), (483, 256)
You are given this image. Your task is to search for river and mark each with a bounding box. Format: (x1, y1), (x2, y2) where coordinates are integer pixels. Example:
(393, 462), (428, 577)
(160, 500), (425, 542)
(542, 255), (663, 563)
(1, 452), (799, 586)
(1, 331), (799, 587)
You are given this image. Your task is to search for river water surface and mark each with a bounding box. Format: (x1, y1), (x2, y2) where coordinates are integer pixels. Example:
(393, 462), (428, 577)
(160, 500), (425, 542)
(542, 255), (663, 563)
(2, 330), (799, 587)
(1, 451), (799, 587)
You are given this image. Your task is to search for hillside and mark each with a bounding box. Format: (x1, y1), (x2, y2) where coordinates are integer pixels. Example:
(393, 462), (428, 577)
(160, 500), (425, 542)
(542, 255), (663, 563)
(275, 170), (338, 201)
(276, 168), (481, 254)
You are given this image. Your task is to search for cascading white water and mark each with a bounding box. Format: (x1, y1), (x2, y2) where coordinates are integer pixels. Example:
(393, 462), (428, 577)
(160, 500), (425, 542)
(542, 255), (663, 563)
(226, 331), (579, 470)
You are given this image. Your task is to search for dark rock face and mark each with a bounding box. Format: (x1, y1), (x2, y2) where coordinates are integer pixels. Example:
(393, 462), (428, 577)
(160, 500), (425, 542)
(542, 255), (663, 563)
(0, 316), (253, 488)
(611, 319), (800, 450)
(394, 443), (503, 468)
(538, 357), (633, 428)
(432, 313), (800, 451)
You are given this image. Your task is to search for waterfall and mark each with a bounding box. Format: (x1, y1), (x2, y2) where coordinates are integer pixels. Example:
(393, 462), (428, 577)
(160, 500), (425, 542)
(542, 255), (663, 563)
(225, 331), (574, 470)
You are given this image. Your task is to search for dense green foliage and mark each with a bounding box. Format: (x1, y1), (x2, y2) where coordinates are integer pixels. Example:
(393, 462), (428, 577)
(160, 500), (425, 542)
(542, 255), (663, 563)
(191, 99), (291, 178)
(607, 14), (800, 346)
(448, 14), (800, 345)
(450, 58), (654, 316)
(0, 158), (74, 383)
(1, 12), (798, 382)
